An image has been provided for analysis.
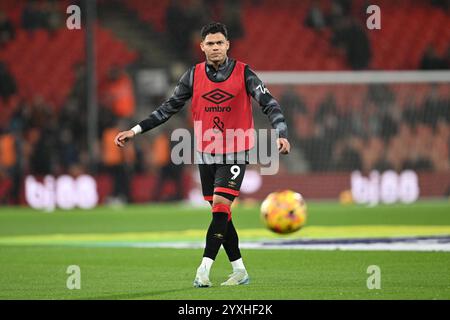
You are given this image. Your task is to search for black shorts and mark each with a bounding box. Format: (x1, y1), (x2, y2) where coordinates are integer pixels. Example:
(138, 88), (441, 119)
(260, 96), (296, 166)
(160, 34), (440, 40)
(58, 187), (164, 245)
(198, 161), (247, 202)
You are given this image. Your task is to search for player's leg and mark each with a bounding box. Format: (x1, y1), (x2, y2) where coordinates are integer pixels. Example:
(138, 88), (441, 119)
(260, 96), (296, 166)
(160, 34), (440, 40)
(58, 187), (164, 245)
(213, 163), (249, 285)
(193, 164), (215, 287)
(204, 199), (243, 278)
(197, 194), (232, 286)
(222, 219), (243, 268)
(203, 194), (231, 262)
(212, 194), (244, 272)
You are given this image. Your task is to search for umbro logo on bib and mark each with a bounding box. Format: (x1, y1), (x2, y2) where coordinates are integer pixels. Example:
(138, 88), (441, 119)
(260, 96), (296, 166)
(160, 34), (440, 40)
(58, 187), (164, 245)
(202, 89), (234, 104)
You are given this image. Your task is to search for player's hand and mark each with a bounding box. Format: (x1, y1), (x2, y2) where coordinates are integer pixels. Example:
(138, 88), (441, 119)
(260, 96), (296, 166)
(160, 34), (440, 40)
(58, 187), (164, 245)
(114, 130), (135, 148)
(277, 138), (290, 154)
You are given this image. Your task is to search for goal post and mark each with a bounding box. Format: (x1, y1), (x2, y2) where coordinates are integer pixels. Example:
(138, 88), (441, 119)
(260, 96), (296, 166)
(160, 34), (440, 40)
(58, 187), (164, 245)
(248, 70), (450, 201)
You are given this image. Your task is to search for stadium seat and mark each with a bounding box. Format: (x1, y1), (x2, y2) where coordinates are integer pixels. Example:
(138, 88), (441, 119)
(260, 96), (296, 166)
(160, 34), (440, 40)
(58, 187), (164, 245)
(0, 17), (137, 114)
(121, 0), (450, 71)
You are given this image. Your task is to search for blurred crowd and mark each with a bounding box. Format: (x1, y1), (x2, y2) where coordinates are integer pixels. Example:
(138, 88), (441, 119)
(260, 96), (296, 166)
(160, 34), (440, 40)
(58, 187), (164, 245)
(0, 0), (449, 204)
(280, 83), (450, 173)
(0, 0), (63, 47)
(0, 61), (185, 204)
(165, 0), (244, 64)
(304, 0), (450, 70)
(305, 0), (372, 69)
(420, 45), (450, 70)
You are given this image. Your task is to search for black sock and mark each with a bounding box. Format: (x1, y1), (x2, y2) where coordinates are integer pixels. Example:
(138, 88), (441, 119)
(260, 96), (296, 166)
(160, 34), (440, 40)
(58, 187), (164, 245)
(203, 212), (228, 260)
(222, 219), (242, 262)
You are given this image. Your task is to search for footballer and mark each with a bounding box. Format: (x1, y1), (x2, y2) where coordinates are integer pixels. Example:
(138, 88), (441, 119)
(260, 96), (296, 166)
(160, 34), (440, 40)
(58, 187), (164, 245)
(114, 22), (290, 287)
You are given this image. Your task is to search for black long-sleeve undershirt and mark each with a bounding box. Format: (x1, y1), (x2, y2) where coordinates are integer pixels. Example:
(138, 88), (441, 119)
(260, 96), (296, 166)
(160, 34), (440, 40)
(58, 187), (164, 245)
(138, 58), (288, 139)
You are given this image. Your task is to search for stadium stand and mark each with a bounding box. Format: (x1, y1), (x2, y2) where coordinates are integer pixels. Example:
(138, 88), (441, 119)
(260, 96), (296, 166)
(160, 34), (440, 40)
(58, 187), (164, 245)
(123, 0), (450, 70)
(0, 0), (448, 204)
(0, 0), (136, 127)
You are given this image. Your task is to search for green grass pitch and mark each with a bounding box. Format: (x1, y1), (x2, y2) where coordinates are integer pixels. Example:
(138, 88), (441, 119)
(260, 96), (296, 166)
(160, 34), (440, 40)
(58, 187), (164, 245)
(0, 201), (449, 299)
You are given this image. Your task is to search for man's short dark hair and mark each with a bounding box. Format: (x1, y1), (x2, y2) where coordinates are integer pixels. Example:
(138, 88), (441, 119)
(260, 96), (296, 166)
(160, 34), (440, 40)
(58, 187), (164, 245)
(201, 22), (228, 40)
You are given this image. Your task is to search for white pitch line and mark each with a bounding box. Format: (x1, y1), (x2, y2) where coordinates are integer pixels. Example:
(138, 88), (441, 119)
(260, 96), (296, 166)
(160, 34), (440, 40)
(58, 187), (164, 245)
(127, 240), (450, 252)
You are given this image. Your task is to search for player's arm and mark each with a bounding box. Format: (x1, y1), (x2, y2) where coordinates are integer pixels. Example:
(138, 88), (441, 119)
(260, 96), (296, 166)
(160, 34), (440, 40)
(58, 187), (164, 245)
(244, 66), (290, 154)
(114, 67), (194, 147)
